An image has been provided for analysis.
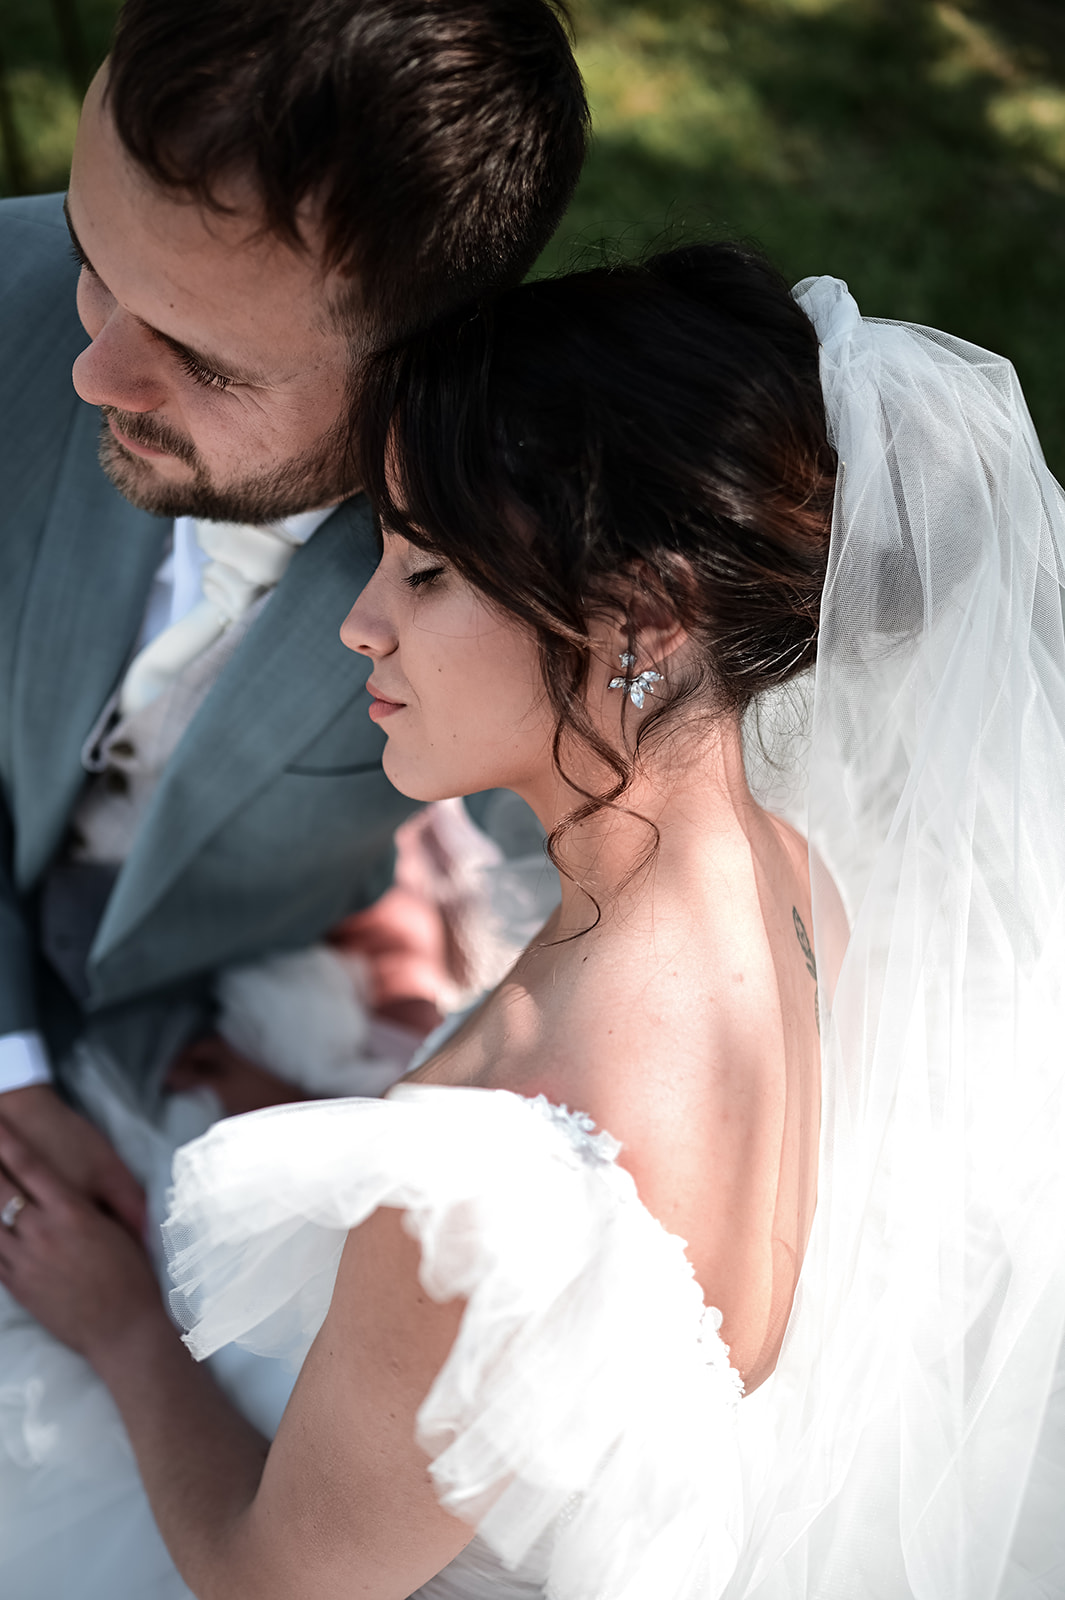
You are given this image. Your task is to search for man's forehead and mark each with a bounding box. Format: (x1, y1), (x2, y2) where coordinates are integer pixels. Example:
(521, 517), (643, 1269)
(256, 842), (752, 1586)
(68, 85), (346, 382)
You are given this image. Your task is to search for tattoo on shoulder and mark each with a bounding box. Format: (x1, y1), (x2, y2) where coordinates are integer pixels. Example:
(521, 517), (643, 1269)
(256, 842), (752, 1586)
(792, 907), (820, 1034)
(792, 908), (816, 979)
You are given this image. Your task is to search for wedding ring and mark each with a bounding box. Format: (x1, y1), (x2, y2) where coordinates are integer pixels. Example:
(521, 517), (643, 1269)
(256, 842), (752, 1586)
(0, 1193), (27, 1230)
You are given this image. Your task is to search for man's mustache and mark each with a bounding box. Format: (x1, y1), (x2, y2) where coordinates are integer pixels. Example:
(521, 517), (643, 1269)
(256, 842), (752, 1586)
(101, 406), (198, 467)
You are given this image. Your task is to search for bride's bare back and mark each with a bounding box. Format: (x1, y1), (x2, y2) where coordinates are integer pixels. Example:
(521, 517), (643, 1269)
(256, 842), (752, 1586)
(407, 735), (822, 1391)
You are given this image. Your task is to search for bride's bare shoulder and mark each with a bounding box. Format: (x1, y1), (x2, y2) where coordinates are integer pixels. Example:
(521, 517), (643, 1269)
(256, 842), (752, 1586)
(424, 810), (816, 1098)
(538, 883), (803, 1099)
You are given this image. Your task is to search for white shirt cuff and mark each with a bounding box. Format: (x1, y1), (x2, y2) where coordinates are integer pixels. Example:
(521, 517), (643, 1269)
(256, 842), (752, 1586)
(0, 1031), (53, 1092)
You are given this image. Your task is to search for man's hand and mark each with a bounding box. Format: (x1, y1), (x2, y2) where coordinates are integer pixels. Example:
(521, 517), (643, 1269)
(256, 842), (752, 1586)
(331, 886), (447, 1035)
(0, 1083), (145, 1238)
(166, 1033), (310, 1117)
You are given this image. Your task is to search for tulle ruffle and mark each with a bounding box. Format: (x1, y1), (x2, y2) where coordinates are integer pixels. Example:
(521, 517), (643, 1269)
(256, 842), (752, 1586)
(164, 1084), (746, 1599)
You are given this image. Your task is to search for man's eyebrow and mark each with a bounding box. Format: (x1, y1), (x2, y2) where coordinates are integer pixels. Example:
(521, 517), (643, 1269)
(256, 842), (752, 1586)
(62, 193), (270, 388)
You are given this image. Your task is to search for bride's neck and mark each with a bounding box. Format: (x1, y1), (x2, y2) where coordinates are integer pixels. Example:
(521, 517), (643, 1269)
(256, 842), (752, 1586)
(521, 714), (760, 936)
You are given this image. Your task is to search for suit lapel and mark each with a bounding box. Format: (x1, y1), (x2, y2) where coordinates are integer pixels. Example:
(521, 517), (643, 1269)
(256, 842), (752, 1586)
(11, 398), (169, 888)
(92, 496), (381, 966)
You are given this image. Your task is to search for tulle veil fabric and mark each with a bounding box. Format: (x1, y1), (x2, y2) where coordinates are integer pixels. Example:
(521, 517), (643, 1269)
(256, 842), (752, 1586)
(733, 278), (1065, 1597)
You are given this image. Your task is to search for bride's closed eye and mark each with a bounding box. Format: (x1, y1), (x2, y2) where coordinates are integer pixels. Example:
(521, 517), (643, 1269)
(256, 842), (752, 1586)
(406, 564), (447, 590)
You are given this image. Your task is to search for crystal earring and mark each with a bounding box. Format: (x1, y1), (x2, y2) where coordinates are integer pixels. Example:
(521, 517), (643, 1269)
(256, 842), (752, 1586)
(608, 652), (662, 709)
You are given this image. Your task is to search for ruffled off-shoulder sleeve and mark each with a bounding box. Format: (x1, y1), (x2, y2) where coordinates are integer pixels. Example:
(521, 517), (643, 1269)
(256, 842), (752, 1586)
(163, 1084), (745, 1600)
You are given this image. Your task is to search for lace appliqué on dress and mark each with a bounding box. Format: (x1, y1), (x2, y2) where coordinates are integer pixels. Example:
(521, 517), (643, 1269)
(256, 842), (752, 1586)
(524, 1093), (744, 1408)
(698, 1306), (745, 1408)
(525, 1093), (623, 1166)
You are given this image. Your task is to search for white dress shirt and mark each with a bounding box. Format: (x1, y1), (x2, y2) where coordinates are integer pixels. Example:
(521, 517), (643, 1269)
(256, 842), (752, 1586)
(0, 509), (334, 1093)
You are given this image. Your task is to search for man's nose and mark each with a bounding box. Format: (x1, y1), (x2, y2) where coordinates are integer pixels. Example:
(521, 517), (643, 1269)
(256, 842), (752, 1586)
(72, 298), (169, 414)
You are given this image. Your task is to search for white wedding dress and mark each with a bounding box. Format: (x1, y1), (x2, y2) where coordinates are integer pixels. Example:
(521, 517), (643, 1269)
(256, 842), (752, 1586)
(3, 279), (1065, 1599)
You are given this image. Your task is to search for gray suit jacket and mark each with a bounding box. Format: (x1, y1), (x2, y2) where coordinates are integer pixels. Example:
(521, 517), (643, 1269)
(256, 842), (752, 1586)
(0, 192), (420, 1098)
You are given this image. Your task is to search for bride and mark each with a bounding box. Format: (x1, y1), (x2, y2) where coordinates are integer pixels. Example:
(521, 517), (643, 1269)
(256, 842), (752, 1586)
(0, 242), (1063, 1600)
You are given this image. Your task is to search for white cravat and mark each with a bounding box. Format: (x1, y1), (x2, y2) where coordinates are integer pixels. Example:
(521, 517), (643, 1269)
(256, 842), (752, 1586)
(120, 518), (301, 714)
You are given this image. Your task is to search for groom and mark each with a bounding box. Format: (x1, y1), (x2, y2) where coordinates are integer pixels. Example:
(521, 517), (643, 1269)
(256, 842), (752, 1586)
(0, 0), (586, 1225)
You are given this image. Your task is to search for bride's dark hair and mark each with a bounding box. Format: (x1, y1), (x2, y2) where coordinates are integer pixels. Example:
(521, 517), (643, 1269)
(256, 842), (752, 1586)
(358, 242), (836, 872)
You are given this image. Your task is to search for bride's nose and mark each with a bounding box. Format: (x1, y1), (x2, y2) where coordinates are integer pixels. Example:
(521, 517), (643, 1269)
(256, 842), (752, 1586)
(340, 578), (397, 658)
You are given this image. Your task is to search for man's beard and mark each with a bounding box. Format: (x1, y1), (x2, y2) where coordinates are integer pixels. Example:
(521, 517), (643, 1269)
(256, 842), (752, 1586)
(96, 406), (360, 523)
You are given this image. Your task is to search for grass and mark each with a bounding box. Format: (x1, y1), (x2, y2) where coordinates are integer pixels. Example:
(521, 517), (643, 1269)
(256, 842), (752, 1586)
(2, 0), (1063, 470)
(546, 0), (1065, 472)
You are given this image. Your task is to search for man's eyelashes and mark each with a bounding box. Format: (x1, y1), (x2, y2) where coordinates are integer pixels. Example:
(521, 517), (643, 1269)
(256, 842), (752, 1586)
(69, 238), (95, 275)
(177, 351), (233, 391)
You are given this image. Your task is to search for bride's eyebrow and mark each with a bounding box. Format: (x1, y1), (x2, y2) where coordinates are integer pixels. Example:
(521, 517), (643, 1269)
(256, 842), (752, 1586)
(61, 194), (269, 388)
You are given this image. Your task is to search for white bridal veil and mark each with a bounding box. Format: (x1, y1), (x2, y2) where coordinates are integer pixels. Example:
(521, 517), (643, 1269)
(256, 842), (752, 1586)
(736, 279), (1065, 1597)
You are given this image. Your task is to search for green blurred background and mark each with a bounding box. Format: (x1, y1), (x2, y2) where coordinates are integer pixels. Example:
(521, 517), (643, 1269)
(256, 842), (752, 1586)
(2, 0), (1063, 472)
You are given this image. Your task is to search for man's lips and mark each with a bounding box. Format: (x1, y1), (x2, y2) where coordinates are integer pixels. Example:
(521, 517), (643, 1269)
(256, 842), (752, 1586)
(366, 681), (406, 721)
(107, 417), (175, 460)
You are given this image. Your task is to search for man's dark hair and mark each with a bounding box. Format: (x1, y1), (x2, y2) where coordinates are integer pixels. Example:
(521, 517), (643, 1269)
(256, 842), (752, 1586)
(105, 0), (588, 337)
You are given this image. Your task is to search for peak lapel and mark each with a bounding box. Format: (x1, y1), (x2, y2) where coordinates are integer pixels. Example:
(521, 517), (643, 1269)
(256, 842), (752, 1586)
(11, 399), (170, 888)
(92, 497), (381, 967)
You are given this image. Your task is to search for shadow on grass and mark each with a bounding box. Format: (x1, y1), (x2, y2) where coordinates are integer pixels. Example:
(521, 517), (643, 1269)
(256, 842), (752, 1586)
(544, 0), (1065, 471)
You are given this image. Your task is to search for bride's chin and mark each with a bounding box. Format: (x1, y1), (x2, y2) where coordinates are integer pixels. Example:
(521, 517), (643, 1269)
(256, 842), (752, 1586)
(381, 751), (465, 805)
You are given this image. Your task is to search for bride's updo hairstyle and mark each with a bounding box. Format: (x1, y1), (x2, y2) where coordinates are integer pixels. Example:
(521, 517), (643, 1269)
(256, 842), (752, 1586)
(359, 242), (836, 859)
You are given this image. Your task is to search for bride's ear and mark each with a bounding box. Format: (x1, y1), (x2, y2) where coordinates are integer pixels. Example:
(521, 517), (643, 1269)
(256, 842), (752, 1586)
(606, 561), (690, 672)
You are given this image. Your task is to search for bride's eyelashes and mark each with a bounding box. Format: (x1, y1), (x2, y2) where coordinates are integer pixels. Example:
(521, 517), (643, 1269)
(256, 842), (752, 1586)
(406, 564), (447, 590)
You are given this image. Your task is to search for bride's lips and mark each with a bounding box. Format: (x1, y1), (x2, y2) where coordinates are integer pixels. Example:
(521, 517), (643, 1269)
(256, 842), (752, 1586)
(366, 681), (407, 721)
(107, 417), (175, 460)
